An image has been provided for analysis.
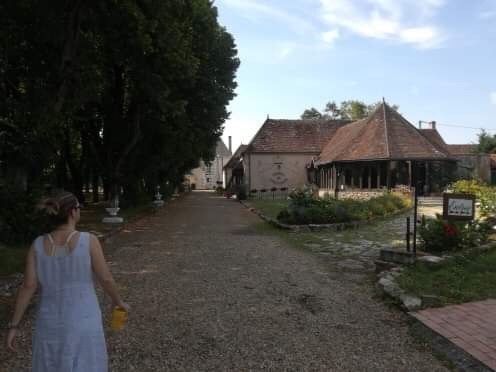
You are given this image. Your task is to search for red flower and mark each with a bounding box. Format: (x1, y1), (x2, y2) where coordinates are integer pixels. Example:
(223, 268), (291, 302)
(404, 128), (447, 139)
(443, 223), (458, 237)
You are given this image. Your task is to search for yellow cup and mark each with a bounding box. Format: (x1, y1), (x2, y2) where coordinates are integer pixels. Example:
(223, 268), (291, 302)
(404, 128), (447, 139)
(111, 307), (128, 331)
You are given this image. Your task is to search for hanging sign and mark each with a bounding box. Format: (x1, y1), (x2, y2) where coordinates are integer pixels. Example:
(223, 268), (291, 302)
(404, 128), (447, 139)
(443, 193), (475, 221)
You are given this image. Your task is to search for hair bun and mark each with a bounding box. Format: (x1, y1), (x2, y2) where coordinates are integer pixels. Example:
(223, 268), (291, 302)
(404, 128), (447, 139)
(39, 198), (60, 216)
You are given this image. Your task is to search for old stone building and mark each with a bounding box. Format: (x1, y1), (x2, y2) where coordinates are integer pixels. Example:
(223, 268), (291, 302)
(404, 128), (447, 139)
(185, 139), (232, 190)
(233, 102), (493, 196)
(239, 118), (350, 191)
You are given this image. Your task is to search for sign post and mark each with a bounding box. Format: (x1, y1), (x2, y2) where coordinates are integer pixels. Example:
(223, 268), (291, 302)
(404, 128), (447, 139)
(443, 193), (475, 221)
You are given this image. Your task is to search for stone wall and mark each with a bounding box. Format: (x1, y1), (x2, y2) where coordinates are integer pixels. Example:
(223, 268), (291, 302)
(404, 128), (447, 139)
(455, 154), (491, 183)
(337, 190), (385, 200)
(318, 188), (412, 201)
(245, 153), (316, 191)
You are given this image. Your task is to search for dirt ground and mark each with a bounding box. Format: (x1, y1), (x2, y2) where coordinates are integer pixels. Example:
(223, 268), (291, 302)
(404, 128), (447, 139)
(1, 192), (448, 371)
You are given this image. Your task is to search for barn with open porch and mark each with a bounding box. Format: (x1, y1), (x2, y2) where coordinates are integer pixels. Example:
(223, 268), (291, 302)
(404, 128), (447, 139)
(310, 103), (457, 198)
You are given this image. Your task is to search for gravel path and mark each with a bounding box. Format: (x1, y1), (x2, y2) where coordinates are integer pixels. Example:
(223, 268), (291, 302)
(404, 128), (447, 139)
(1, 192), (447, 371)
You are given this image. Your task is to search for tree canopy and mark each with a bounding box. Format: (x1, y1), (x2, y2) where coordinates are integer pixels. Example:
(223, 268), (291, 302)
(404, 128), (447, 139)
(0, 1), (240, 243)
(477, 130), (496, 154)
(0, 0), (239, 202)
(301, 100), (399, 121)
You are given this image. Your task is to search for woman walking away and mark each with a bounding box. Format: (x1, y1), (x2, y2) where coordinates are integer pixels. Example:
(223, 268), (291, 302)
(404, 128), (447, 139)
(5, 191), (128, 372)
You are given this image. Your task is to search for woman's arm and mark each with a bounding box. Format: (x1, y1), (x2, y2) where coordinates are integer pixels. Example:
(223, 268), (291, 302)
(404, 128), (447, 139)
(89, 234), (126, 308)
(6, 245), (38, 351)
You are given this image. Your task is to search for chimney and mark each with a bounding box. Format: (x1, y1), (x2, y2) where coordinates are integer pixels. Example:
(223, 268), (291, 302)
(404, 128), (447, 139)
(228, 136), (232, 154)
(430, 121), (436, 129)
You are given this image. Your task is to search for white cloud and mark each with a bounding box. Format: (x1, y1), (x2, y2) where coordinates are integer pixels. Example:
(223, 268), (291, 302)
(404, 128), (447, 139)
(491, 92), (496, 105)
(319, 0), (446, 49)
(278, 43), (295, 60)
(321, 29), (340, 45)
(219, 0), (315, 34)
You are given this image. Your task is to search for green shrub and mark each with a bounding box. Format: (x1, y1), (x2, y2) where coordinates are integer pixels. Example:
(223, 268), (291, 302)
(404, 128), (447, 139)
(419, 214), (491, 253)
(451, 180), (496, 217)
(277, 192), (409, 225)
(0, 187), (50, 245)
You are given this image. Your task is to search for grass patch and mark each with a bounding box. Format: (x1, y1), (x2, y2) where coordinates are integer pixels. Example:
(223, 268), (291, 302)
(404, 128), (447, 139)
(0, 246), (28, 276)
(0, 203), (154, 276)
(397, 246), (496, 306)
(245, 199), (289, 220)
(77, 202), (155, 235)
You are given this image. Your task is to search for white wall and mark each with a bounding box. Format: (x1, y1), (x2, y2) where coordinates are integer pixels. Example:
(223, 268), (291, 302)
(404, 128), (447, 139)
(245, 153), (316, 191)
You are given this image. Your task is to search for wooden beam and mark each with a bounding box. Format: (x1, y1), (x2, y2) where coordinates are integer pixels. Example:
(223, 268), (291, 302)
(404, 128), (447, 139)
(377, 163), (381, 189)
(408, 161), (412, 187)
(425, 162), (430, 195)
(386, 161), (391, 190)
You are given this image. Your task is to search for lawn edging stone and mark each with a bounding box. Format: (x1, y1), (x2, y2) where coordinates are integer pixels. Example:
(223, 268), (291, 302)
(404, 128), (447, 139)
(376, 266), (423, 311)
(376, 240), (496, 314)
(240, 199), (410, 233)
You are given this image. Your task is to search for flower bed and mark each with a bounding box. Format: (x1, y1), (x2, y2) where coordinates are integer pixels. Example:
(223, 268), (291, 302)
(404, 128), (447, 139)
(419, 214), (492, 253)
(276, 187), (411, 225)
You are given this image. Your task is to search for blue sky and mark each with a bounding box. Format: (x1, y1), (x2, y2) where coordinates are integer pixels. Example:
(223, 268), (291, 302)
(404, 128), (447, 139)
(218, 0), (496, 152)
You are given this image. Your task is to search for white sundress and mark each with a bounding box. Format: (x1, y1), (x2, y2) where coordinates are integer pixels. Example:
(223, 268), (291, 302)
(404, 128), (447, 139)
(32, 232), (108, 372)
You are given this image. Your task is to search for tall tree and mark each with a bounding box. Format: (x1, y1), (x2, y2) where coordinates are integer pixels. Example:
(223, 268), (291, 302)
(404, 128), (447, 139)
(477, 130), (496, 153)
(300, 107), (322, 119)
(0, 0), (239, 205)
(301, 100), (400, 121)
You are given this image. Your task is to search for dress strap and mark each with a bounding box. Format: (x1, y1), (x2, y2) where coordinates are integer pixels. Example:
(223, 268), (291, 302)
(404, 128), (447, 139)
(65, 230), (78, 245)
(47, 233), (55, 244)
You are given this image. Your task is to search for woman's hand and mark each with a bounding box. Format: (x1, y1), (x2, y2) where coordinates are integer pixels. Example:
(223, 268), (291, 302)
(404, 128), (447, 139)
(115, 301), (130, 312)
(6, 328), (18, 352)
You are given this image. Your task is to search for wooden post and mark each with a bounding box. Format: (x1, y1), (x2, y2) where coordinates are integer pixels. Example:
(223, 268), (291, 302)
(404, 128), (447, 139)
(386, 161), (391, 190)
(351, 168), (355, 189)
(333, 165), (338, 198)
(368, 166), (372, 189)
(425, 162), (430, 195)
(359, 166), (363, 189)
(377, 163), (381, 189)
(408, 161), (412, 187)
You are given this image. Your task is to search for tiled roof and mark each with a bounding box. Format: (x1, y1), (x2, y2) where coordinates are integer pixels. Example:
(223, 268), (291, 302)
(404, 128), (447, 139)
(216, 139), (232, 157)
(447, 144), (477, 155)
(419, 129), (451, 155)
(224, 144), (248, 169)
(247, 119), (351, 153)
(318, 103), (451, 164)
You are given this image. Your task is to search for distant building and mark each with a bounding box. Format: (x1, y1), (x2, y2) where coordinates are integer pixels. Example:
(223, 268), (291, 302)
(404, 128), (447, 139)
(185, 138), (232, 190)
(224, 144), (248, 190)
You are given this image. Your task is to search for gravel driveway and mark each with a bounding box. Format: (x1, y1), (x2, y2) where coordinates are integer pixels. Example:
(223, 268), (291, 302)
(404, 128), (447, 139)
(1, 191), (447, 371)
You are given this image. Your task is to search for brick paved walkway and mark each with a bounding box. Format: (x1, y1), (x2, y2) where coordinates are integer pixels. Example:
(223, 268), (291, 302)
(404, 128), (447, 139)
(412, 300), (496, 370)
